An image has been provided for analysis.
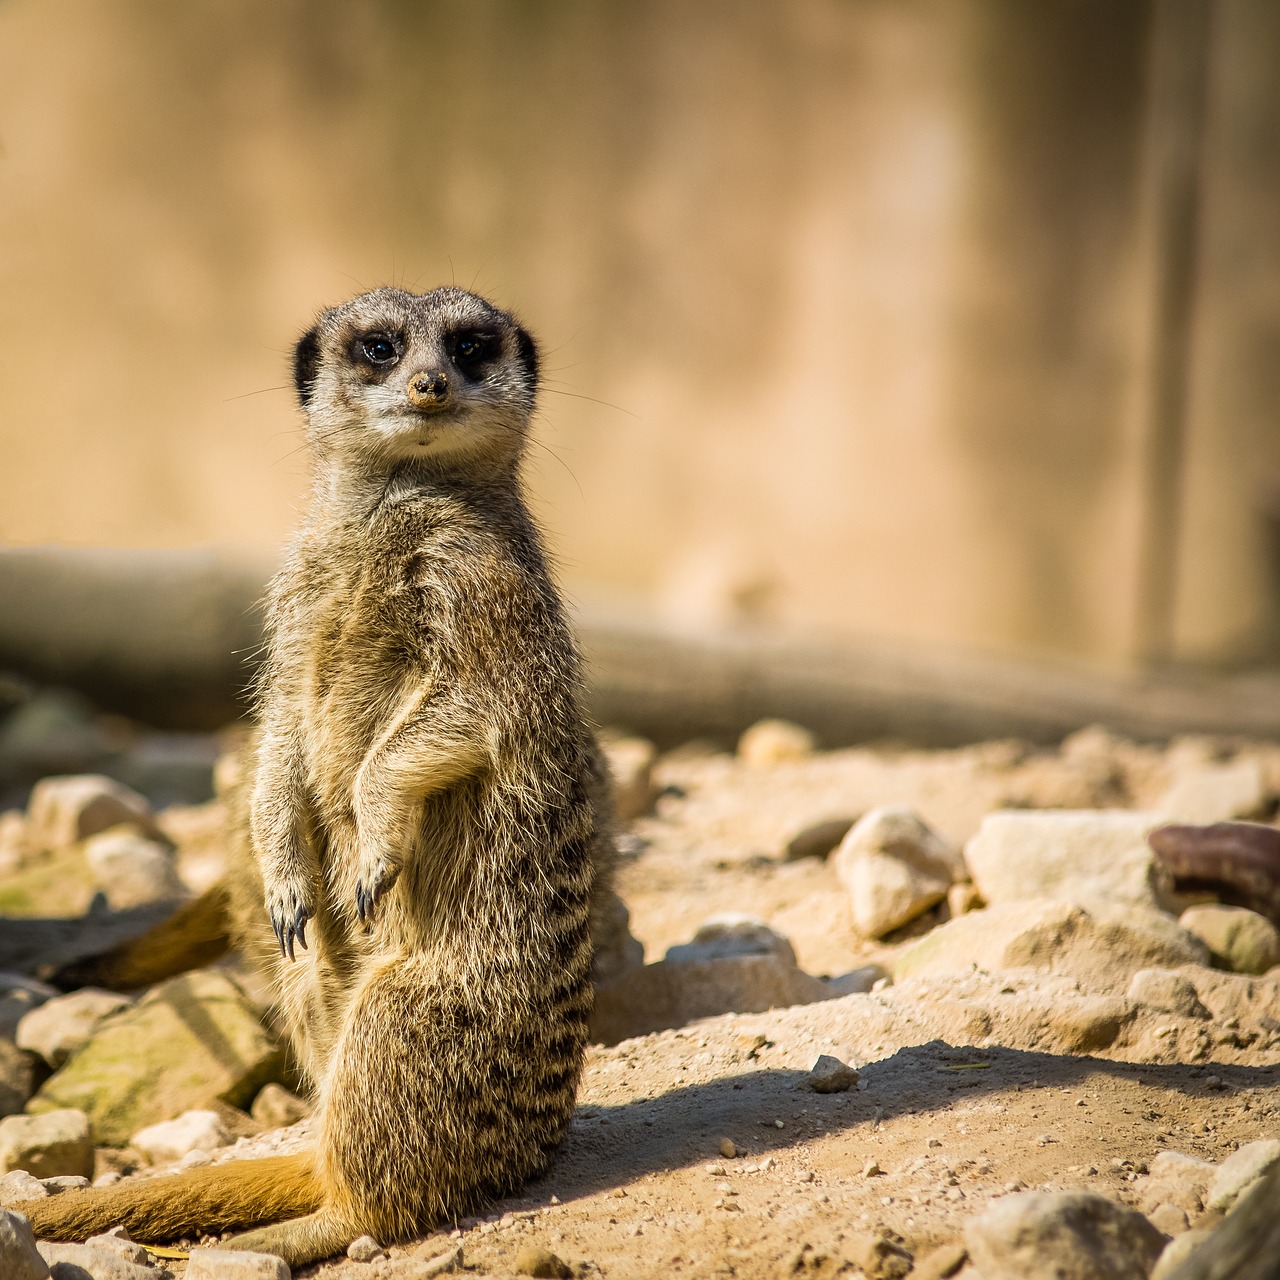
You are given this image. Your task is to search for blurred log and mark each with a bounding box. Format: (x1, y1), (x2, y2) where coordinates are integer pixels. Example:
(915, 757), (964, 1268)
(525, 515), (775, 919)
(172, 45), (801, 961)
(2, 547), (1280, 746)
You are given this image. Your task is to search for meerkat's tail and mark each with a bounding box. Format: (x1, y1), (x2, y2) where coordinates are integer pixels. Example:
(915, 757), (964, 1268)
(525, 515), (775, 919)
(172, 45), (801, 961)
(20, 1153), (322, 1244)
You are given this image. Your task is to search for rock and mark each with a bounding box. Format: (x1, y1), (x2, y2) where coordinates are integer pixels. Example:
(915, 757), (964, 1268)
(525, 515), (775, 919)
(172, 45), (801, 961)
(410, 1244), (464, 1276)
(0, 1110), (93, 1179)
(1125, 969), (1210, 1019)
(1148, 822), (1280, 925)
(1206, 1138), (1280, 1211)
(513, 1244), (571, 1278)
(893, 900), (1206, 991)
(1150, 1229), (1213, 1280)
(1157, 757), (1266, 824)
(250, 1084), (312, 1128)
(0, 1038), (36, 1119)
(1178, 904), (1280, 975)
(83, 829), (188, 909)
(28, 970), (286, 1146)
(0, 1170), (48, 1207)
(1, 990), (47, 1043)
(131, 1109), (231, 1164)
(946, 882), (983, 918)
(84, 1231), (149, 1267)
(601, 735), (657, 822)
(39, 1241), (159, 1279)
(1135, 1151), (1214, 1215)
(963, 810), (1173, 912)
(591, 953), (835, 1044)
(784, 818), (856, 863)
(0, 1208), (49, 1280)
(41, 1177), (89, 1193)
(807, 1055), (858, 1093)
(908, 1242), (968, 1280)
(737, 719), (815, 766)
(15, 991), (134, 1069)
(346, 1234), (385, 1261)
(25, 776), (165, 854)
(833, 807), (962, 938)
(664, 915), (796, 966)
(825, 966), (886, 996)
(0, 811), (32, 874)
(964, 1190), (1167, 1280)
(186, 1248), (290, 1279)
(845, 1230), (913, 1279)
(719, 1137), (737, 1158)
(589, 889), (645, 986)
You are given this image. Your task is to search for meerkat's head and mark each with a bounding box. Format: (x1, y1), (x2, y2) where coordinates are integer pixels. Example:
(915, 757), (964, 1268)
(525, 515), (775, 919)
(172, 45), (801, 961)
(293, 287), (539, 476)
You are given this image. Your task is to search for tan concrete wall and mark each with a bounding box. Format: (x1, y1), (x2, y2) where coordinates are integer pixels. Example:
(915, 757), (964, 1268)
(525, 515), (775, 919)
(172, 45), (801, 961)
(0, 1), (1276, 668)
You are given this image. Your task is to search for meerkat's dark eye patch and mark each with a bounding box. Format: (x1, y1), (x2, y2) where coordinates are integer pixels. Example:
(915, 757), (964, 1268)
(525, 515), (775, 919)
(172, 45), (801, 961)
(450, 329), (500, 375)
(354, 332), (402, 367)
(293, 326), (322, 407)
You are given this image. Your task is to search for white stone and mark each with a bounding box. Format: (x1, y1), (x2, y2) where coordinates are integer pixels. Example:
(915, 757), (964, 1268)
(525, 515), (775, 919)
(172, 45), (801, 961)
(0, 1110), (93, 1179)
(737, 719), (815, 766)
(347, 1234), (385, 1261)
(15, 990), (133, 1068)
(1207, 1138), (1280, 1211)
(963, 810), (1173, 911)
(833, 806), (962, 938)
(83, 829), (188, 909)
(185, 1248), (291, 1279)
(131, 1110), (231, 1165)
(38, 1241), (155, 1279)
(84, 1231), (151, 1266)
(964, 1191), (1166, 1280)
(0, 1208), (49, 1280)
(25, 776), (163, 853)
(0, 1170), (48, 1207)
(1157, 757), (1266, 824)
(664, 915), (796, 965)
(808, 1055), (858, 1093)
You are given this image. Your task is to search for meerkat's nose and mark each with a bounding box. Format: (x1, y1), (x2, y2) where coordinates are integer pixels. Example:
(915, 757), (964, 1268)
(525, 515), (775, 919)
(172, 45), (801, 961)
(407, 370), (450, 410)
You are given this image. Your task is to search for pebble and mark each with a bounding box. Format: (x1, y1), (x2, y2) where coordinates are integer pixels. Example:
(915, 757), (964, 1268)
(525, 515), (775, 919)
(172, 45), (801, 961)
(964, 1191), (1167, 1280)
(26, 775), (164, 853)
(185, 1247), (291, 1279)
(15, 989), (134, 1068)
(0, 1109), (94, 1179)
(85, 1229), (150, 1266)
(1178, 904), (1280, 976)
(807, 1055), (859, 1093)
(41, 1175), (90, 1192)
(513, 1244), (572, 1278)
(833, 806), (961, 938)
(718, 1138), (737, 1159)
(1206, 1138), (1280, 1211)
(346, 1234), (386, 1261)
(0, 1207), (49, 1280)
(0, 1170), (48, 1207)
(413, 1243), (464, 1276)
(132, 1111), (231, 1165)
(84, 828), (188, 909)
(250, 1084), (311, 1128)
(846, 1229), (913, 1279)
(737, 719), (816, 766)
(1147, 1203), (1188, 1234)
(37, 1241), (155, 1279)
(908, 1241), (967, 1280)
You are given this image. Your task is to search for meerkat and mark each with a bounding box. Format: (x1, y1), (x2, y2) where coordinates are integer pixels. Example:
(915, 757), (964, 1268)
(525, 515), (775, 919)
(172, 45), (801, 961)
(27, 286), (613, 1265)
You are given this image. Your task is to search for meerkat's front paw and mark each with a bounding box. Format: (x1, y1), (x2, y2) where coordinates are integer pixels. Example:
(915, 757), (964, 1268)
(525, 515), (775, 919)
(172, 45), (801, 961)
(354, 856), (400, 925)
(265, 882), (315, 960)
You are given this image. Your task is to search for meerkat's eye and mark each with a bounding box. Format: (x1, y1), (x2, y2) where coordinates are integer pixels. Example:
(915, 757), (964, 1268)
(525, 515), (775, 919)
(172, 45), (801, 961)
(451, 330), (498, 372)
(358, 334), (400, 366)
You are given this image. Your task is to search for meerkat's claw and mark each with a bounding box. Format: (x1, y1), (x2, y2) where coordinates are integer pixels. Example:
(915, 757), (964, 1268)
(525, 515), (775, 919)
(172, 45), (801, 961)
(354, 863), (399, 925)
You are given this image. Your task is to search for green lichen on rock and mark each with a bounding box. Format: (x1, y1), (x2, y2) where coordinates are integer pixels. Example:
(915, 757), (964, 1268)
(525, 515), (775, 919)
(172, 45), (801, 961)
(28, 969), (285, 1145)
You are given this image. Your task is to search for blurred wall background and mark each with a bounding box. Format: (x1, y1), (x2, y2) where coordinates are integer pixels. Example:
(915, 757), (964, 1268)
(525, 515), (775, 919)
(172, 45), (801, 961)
(1, 0), (1278, 673)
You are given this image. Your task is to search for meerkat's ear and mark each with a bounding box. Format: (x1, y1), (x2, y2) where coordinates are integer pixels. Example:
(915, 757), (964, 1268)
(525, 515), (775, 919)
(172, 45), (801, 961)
(293, 326), (322, 408)
(514, 326), (539, 387)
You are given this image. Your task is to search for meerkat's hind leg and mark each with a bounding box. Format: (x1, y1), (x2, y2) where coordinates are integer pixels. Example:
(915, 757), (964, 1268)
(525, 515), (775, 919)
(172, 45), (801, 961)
(223, 1209), (357, 1267)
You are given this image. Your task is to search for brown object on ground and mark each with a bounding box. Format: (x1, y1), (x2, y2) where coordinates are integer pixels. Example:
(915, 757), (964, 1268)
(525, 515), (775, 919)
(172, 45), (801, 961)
(49, 883), (232, 991)
(1162, 1157), (1280, 1280)
(1149, 822), (1280, 924)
